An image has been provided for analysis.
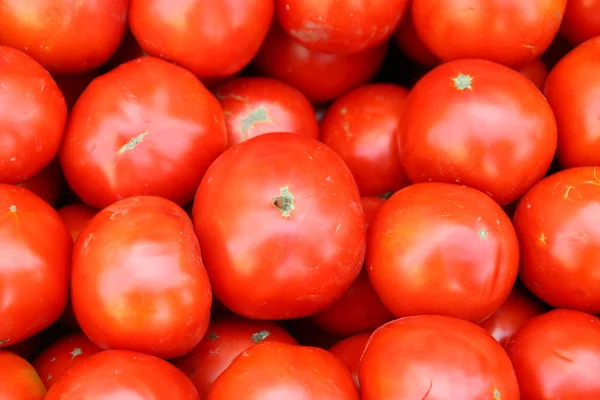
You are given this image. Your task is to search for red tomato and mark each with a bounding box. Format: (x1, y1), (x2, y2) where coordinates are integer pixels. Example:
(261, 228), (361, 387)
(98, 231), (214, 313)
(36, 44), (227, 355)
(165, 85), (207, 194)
(560, 0), (600, 46)
(513, 167), (600, 314)
(213, 77), (319, 148)
(0, 185), (71, 348)
(506, 309), (600, 399)
(253, 24), (388, 104)
(367, 182), (519, 323)
(411, 0), (567, 68)
(274, 0), (409, 55)
(392, 4), (440, 68)
(172, 317), (297, 398)
(59, 56), (227, 209)
(399, 59), (557, 206)
(321, 84), (410, 197)
(0, 351), (46, 399)
(207, 342), (359, 399)
(329, 333), (370, 388)
(56, 203), (98, 242)
(71, 196), (212, 359)
(129, 0), (273, 80)
(0, 1), (128, 75)
(45, 350), (200, 399)
(53, 70), (98, 110)
(32, 333), (101, 389)
(518, 58), (549, 91)
(16, 159), (63, 207)
(361, 197), (387, 227)
(0, 46), (67, 185)
(193, 133), (365, 320)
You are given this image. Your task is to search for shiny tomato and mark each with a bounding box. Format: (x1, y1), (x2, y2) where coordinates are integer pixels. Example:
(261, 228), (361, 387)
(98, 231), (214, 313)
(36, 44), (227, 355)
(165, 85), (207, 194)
(0, 0), (128, 75)
(360, 197), (387, 227)
(411, 0), (567, 68)
(399, 59), (557, 206)
(193, 133), (365, 320)
(71, 196), (212, 359)
(518, 58), (549, 91)
(45, 350), (200, 399)
(53, 70), (98, 110)
(0, 351), (46, 399)
(16, 159), (63, 207)
(172, 317), (297, 398)
(392, 5), (440, 68)
(321, 84), (410, 197)
(59, 56), (227, 209)
(253, 24), (388, 104)
(213, 77), (319, 148)
(56, 203), (98, 242)
(329, 333), (370, 388)
(506, 309), (600, 399)
(367, 182), (519, 323)
(207, 342), (359, 399)
(560, 0), (600, 46)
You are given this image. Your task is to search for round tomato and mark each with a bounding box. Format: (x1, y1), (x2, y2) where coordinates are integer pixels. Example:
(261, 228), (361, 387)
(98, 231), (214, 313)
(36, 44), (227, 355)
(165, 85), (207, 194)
(411, 0), (567, 68)
(213, 77), (319, 148)
(56, 203), (98, 242)
(506, 309), (600, 398)
(518, 58), (549, 91)
(329, 333), (370, 388)
(0, 351), (46, 399)
(399, 59), (557, 206)
(59, 56), (227, 209)
(321, 84), (410, 197)
(367, 182), (519, 323)
(207, 342), (359, 399)
(16, 159), (63, 207)
(359, 315), (519, 399)
(71, 196), (212, 359)
(193, 133), (365, 320)
(560, 0), (600, 46)
(360, 197), (387, 226)
(392, 6), (440, 68)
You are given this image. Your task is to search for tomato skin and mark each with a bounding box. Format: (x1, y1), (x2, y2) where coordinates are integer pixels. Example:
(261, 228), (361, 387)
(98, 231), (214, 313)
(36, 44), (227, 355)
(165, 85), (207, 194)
(560, 0), (600, 46)
(59, 56), (227, 209)
(392, 5), (440, 68)
(56, 203), (98, 242)
(0, 351), (46, 399)
(329, 333), (370, 388)
(71, 196), (212, 359)
(360, 197), (386, 227)
(193, 133), (365, 320)
(16, 159), (63, 207)
(321, 84), (410, 197)
(399, 59), (557, 206)
(213, 77), (319, 148)
(506, 309), (600, 399)
(518, 58), (549, 91)
(207, 342), (360, 399)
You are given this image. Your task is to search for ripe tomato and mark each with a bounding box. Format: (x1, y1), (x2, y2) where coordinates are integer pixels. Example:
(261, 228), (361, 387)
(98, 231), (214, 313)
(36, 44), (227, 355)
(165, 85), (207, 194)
(172, 317), (297, 398)
(359, 315), (519, 399)
(560, 0), (600, 46)
(193, 133), (365, 320)
(360, 197), (387, 227)
(59, 56), (227, 209)
(274, 0), (409, 55)
(0, 185), (71, 348)
(16, 159), (63, 207)
(329, 333), (370, 388)
(71, 196), (212, 359)
(0, 351), (46, 399)
(411, 0), (567, 68)
(367, 182), (519, 323)
(392, 5), (440, 68)
(45, 350), (200, 399)
(129, 0), (273, 80)
(399, 59), (557, 206)
(253, 24), (388, 104)
(213, 77), (319, 148)
(518, 58), (549, 91)
(56, 203), (98, 242)
(506, 309), (600, 399)
(321, 84), (410, 197)
(207, 342), (359, 399)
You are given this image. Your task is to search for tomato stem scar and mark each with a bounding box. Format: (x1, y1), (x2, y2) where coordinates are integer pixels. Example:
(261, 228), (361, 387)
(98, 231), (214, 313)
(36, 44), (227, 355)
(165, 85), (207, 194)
(272, 186), (295, 217)
(118, 131), (148, 154)
(251, 330), (271, 343)
(9, 205), (16, 212)
(452, 74), (473, 90)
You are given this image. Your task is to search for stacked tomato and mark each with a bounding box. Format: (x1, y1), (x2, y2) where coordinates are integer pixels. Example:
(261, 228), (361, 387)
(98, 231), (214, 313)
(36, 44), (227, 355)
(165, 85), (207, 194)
(2, 0), (600, 399)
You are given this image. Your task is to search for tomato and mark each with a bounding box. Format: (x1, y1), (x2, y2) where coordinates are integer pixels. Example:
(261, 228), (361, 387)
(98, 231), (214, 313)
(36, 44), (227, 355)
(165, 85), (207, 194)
(0, 46), (67, 185)
(32, 333), (101, 389)
(0, 0), (128, 75)
(518, 58), (549, 91)
(392, 4), (440, 68)
(506, 309), (600, 399)
(0, 351), (46, 399)
(329, 333), (370, 388)
(560, 0), (600, 46)
(45, 350), (199, 399)
(129, 0), (273, 81)
(367, 182), (519, 323)
(53, 70), (98, 111)
(207, 342), (359, 399)
(16, 159), (63, 207)
(172, 317), (297, 398)
(274, 0), (409, 55)
(59, 56), (227, 209)
(411, 0), (566, 68)
(360, 197), (387, 227)
(399, 59), (557, 206)
(56, 203), (98, 242)
(252, 24), (388, 104)
(360, 315), (519, 399)
(479, 282), (547, 348)
(193, 133), (365, 320)
(71, 196), (212, 359)
(213, 77), (319, 148)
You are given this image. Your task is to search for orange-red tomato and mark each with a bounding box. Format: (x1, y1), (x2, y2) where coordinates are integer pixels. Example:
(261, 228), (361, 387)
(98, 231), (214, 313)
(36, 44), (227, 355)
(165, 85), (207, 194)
(16, 159), (63, 207)
(560, 0), (600, 46)
(329, 333), (371, 388)
(518, 58), (549, 91)
(0, 351), (46, 399)
(392, 4), (440, 68)
(360, 197), (387, 227)
(56, 203), (98, 242)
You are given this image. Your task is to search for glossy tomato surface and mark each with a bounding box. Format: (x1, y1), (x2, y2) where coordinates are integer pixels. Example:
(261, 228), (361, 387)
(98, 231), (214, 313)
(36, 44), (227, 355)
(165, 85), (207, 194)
(16, 159), (63, 207)
(0, 351), (46, 399)
(71, 196), (212, 359)
(329, 333), (370, 388)
(393, 6), (440, 68)
(56, 203), (98, 242)
(518, 58), (549, 90)
(560, 0), (600, 45)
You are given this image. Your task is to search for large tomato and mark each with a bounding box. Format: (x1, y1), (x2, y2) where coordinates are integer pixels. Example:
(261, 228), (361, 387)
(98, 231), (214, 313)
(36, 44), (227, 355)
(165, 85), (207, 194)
(193, 133), (365, 320)
(59, 56), (227, 209)
(329, 333), (371, 388)
(56, 203), (98, 242)
(71, 196), (212, 359)
(359, 315), (519, 399)
(16, 159), (63, 207)
(0, 351), (46, 399)
(392, 5), (440, 68)
(399, 59), (557, 206)
(560, 0), (600, 46)
(518, 58), (549, 91)
(411, 0), (567, 68)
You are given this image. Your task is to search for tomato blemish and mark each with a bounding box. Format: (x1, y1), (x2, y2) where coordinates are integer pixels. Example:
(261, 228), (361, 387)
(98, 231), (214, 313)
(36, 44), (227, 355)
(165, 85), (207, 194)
(118, 131), (148, 154)
(70, 347), (83, 359)
(452, 73), (472, 91)
(251, 330), (271, 343)
(9, 205), (16, 212)
(240, 106), (271, 136)
(493, 387), (501, 399)
(0, 339), (9, 346)
(272, 186), (295, 218)
(208, 332), (219, 341)
(478, 228), (488, 239)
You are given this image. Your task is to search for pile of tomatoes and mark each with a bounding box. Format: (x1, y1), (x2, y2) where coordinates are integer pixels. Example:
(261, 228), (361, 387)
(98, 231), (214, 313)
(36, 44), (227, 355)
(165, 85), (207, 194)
(2, 0), (600, 399)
